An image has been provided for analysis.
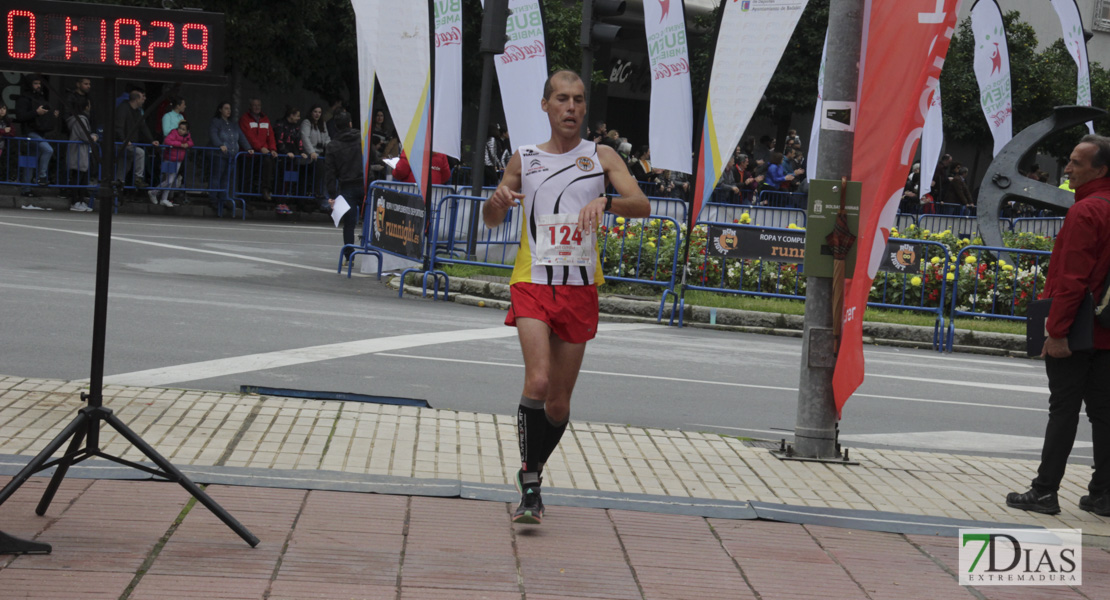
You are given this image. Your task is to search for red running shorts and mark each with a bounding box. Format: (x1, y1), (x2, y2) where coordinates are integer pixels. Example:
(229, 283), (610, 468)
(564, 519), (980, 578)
(505, 282), (599, 344)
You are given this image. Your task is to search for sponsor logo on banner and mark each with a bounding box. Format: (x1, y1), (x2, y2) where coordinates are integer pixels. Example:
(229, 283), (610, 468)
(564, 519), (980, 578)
(486, 0), (549, 151)
(879, 242), (920, 274)
(372, 187), (426, 260)
(959, 529), (1081, 586)
(706, 225), (805, 263)
(576, 157), (595, 172)
(972, 0), (1012, 156)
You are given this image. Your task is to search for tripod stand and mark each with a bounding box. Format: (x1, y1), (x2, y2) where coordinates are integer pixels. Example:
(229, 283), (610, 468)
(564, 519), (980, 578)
(0, 77), (258, 548)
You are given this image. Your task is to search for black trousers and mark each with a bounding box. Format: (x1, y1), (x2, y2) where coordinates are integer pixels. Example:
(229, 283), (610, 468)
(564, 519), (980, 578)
(1033, 349), (1110, 496)
(338, 184), (364, 257)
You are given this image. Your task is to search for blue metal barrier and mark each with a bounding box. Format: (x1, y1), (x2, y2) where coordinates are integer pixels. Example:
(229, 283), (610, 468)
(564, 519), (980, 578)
(869, 238), (953, 350)
(4, 136), (101, 199)
(922, 202), (970, 216)
(1010, 217), (1065, 238)
(673, 221), (806, 326)
(895, 212), (918, 232)
(646, 196), (687, 225)
(698, 203), (806, 229)
(232, 151), (323, 210)
(918, 214), (979, 239)
(429, 194), (522, 272)
(945, 245), (1050, 351)
(599, 214), (682, 297)
(757, 190), (807, 209)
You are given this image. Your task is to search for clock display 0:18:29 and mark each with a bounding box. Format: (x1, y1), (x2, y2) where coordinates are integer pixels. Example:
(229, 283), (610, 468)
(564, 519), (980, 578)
(6, 10), (211, 72)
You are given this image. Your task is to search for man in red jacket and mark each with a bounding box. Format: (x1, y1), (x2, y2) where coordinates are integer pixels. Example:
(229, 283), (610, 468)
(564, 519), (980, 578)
(391, 151), (451, 185)
(239, 98), (278, 201)
(1007, 135), (1110, 517)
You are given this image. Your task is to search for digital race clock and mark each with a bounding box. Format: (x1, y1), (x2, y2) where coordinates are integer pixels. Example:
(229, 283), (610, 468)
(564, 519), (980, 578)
(0, 0), (225, 83)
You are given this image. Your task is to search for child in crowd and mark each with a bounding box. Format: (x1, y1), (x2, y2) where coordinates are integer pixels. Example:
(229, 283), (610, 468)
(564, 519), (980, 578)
(156, 120), (192, 207)
(64, 97), (97, 212)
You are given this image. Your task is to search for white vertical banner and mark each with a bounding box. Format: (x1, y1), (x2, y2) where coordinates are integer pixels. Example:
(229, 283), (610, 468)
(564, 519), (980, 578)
(971, 0), (1012, 156)
(433, 0), (463, 159)
(643, 0), (693, 174)
(919, 82), (943, 201)
(691, 0), (809, 221)
(807, 31), (828, 177)
(351, 0), (378, 185)
(1051, 0), (1095, 133)
(481, 0), (549, 152)
(372, 1), (434, 195)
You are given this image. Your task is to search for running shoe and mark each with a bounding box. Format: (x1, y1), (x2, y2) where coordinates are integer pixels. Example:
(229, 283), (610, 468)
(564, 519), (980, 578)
(512, 487), (544, 525)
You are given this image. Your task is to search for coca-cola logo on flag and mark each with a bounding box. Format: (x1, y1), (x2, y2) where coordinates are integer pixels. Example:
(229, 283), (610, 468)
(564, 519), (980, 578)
(435, 26), (461, 48)
(653, 58), (689, 80)
(499, 41), (545, 65)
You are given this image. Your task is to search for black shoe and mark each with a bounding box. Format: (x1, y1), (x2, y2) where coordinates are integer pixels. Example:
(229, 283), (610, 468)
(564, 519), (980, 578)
(1006, 489), (1060, 515)
(21, 190), (37, 198)
(512, 486), (544, 525)
(133, 176), (149, 190)
(514, 469), (542, 495)
(37, 177), (49, 186)
(1079, 493), (1110, 516)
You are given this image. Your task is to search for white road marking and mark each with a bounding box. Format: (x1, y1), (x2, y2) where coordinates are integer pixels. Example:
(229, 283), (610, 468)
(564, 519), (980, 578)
(867, 373), (1048, 395)
(838, 431), (1089, 452)
(98, 323), (653, 387)
(0, 220), (350, 275)
(866, 348), (1037, 368)
(0, 213), (335, 234)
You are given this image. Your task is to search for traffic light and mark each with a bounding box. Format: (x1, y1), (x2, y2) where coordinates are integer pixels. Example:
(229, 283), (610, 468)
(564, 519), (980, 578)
(580, 0), (626, 49)
(480, 0), (511, 55)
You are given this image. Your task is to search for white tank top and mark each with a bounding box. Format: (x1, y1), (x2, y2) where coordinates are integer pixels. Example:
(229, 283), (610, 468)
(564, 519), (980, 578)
(510, 140), (606, 286)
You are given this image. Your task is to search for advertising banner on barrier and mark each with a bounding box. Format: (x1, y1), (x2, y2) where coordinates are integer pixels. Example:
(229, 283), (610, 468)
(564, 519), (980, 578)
(832, 0), (961, 417)
(481, 0), (549, 153)
(1051, 0), (1094, 133)
(372, 186), (427, 260)
(971, 0), (1012, 157)
(707, 225), (805, 263)
(433, 0), (463, 159)
(643, 0), (692, 175)
(691, 0), (809, 224)
(364, 1), (434, 198)
(878, 242), (921, 275)
(351, 0), (378, 192)
(919, 83), (943, 201)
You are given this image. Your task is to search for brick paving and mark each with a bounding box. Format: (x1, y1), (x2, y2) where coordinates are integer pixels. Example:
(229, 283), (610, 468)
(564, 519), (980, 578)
(1, 375), (1108, 597)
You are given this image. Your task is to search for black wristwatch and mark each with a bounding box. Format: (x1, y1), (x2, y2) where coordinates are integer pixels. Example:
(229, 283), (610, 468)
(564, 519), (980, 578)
(604, 195), (613, 212)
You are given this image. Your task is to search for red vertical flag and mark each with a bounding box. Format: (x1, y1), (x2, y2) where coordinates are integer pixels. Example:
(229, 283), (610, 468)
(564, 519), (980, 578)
(832, 0), (963, 416)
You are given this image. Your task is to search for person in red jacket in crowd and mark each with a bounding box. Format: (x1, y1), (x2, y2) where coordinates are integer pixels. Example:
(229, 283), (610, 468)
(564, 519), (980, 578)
(239, 97), (278, 201)
(392, 151), (451, 185)
(1007, 134), (1110, 518)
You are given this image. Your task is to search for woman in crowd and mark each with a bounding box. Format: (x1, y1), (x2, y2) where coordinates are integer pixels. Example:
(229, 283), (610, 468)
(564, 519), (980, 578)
(64, 97), (96, 212)
(301, 105), (331, 204)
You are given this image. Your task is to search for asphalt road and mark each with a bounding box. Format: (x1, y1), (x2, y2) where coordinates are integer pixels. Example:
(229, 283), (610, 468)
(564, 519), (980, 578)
(0, 210), (1086, 464)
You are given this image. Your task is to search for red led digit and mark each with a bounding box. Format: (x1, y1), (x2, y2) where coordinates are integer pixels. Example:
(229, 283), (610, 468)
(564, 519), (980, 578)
(181, 23), (208, 71)
(113, 18), (141, 66)
(147, 20), (174, 68)
(100, 19), (107, 62)
(65, 16), (74, 59)
(7, 10), (36, 59)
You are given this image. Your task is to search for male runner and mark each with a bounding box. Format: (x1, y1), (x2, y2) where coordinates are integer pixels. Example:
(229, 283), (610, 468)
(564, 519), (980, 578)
(482, 70), (650, 524)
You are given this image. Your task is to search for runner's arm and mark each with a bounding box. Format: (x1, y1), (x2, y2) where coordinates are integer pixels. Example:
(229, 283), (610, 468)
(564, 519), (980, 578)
(578, 145), (650, 232)
(483, 151), (524, 228)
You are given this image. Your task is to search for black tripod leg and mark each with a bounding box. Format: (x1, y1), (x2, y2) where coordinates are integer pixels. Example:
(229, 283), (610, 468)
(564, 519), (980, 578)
(0, 530), (51, 555)
(102, 411), (259, 547)
(36, 417), (90, 516)
(0, 411), (90, 507)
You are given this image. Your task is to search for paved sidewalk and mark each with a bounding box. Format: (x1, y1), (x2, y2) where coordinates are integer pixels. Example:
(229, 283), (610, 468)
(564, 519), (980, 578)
(1, 375), (1109, 598)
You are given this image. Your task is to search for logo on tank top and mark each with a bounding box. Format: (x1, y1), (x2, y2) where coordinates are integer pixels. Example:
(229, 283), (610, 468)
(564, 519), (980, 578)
(575, 157), (595, 172)
(526, 158), (548, 176)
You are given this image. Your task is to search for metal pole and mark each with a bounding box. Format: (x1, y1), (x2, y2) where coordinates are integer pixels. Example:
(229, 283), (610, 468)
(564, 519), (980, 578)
(466, 51), (497, 258)
(792, 2), (863, 459)
(579, 0), (594, 137)
(87, 76), (118, 411)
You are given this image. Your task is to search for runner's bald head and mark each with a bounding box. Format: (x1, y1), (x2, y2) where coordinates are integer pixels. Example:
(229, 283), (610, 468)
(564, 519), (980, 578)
(543, 70), (583, 100)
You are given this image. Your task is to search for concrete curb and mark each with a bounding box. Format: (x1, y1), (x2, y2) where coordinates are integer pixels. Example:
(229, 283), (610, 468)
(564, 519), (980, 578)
(390, 274), (1030, 357)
